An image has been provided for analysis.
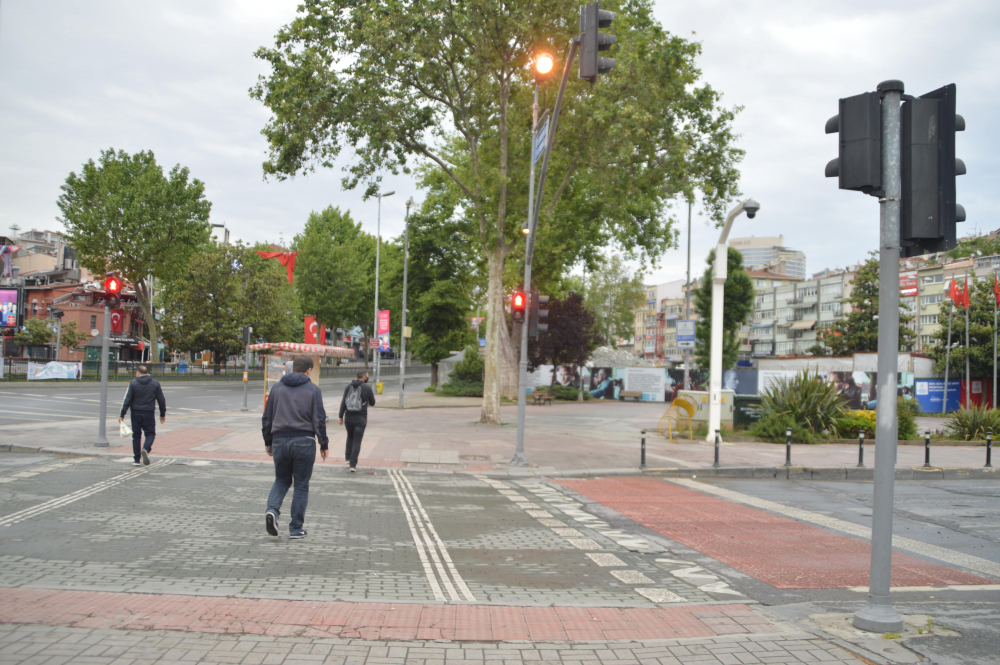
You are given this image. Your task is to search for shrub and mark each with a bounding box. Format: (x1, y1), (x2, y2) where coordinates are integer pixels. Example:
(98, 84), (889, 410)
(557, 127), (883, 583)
(452, 345), (485, 382)
(759, 369), (847, 436)
(692, 422), (735, 439)
(836, 412), (876, 439)
(438, 378), (484, 397)
(945, 406), (1000, 441)
(550, 385), (590, 401)
(896, 397), (920, 440)
(748, 412), (817, 444)
(424, 385), (437, 393)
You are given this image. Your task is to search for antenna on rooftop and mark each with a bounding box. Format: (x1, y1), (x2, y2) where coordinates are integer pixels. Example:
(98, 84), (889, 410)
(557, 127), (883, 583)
(9, 224), (20, 238)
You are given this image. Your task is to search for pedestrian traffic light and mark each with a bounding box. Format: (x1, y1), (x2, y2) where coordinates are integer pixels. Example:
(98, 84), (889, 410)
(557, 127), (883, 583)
(242, 325), (253, 346)
(528, 290), (549, 337)
(104, 272), (122, 308)
(511, 291), (527, 324)
(579, 2), (616, 83)
(899, 83), (966, 258)
(825, 91), (882, 195)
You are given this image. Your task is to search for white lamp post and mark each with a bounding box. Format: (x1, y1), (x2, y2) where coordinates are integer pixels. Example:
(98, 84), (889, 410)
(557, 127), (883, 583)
(706, 198), (760, 442)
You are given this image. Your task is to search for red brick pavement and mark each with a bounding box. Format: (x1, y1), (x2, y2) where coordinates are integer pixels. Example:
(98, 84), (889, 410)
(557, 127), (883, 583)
(0, 588), (777, 641)
(557, 477), (993, 589)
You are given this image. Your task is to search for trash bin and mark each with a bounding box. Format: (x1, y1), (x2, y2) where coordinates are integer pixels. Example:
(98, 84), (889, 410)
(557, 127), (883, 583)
(733, 395), (763, 430)
(178, 361), (189, 375)
(375, 381), (384, 395)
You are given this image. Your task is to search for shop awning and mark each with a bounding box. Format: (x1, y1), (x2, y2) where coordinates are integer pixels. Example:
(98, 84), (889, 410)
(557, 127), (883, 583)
(789, 320), (816, 330)
(248, 342), (355, 358)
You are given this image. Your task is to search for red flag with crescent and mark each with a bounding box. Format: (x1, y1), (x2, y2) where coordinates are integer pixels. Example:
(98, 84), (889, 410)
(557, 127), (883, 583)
(994, 275), (999, 307)
(254, 251), (300, 285)
(110, 309), (124, 334)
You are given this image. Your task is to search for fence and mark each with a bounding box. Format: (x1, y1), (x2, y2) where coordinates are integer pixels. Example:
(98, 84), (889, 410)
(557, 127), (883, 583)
(1, 357), (429, 383)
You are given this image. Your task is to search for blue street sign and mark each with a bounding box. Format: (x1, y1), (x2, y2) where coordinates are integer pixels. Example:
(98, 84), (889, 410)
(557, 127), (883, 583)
(677, 319), (696, 348)
(533, 117), (549, 164)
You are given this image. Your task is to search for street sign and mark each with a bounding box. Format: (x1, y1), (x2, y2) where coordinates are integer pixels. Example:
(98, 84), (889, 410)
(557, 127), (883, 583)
(677, 319), (696, 348)
(533, 117), (549, 164)
(369, 338), (378, 349)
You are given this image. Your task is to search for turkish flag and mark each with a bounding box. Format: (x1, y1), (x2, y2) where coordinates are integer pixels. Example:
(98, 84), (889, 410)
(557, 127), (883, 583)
(994, 275), (999, 307)
(949, 278), (958, 304)
(304, 316), (318, 344)
(962, 280), (971, 309)
(254, 250), (299, 285)
(110, 309), (124, 334)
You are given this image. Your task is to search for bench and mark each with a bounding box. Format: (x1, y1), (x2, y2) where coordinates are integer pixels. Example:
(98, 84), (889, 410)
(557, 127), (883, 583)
(619, 390), (643, 402)
(532, 391), (552, 405)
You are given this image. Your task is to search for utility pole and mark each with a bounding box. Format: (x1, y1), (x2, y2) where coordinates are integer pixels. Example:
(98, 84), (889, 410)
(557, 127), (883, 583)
(942, 301), (954, 414)
(95, 305), (111, 447)
(373, 190), (394, 386)
(853, 79), (905, 635)
(242, 325), (252, 412)
(684, 199), (692, 391)
(400, 197), (413, 410)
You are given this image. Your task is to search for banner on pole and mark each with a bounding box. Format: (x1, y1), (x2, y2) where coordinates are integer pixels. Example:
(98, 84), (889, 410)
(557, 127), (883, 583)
(533, 117), (549, 164)
(378, 310), (391, 352)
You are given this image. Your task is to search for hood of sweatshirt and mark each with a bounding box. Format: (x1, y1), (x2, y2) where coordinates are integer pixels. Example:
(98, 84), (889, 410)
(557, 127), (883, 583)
(136, 375), (153, 385)
(280, 372), (311, 387)
(350, 378), (367, 387)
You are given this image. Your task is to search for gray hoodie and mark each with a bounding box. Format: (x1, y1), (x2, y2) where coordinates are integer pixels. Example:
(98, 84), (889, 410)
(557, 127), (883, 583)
(261, 372), (328, 449)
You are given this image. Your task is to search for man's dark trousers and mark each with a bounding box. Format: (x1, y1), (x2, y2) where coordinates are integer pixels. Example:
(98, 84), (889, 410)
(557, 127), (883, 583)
(130, 410), (156, 463)
(267, 437), (316, 533)
(344, 413), (367, 467)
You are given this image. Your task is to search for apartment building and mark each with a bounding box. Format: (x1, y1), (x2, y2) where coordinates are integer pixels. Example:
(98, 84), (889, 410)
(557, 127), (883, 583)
(730, 235), (807, 280)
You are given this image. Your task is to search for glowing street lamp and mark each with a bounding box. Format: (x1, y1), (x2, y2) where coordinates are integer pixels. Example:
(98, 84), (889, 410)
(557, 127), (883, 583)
(534, 53), (554, 79)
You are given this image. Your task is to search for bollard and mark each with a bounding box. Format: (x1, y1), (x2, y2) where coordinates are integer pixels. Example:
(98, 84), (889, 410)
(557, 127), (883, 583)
(987, 430), (993, 468)
(784, 427), (792, 467)
(641, 429), (647, 469)
(857, 431), (865, 468)
(713, 430), (721, 468)
(923, 430), (932, 468)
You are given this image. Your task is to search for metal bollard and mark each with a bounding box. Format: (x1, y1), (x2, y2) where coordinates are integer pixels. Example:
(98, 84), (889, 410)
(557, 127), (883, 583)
(713, 430), (721, 468)
(923, 430), (932, 468)
(641, 429), (647, 469)
(857, 431), (865, 468)
(987, 430), (993, 468)
(784, 427), (792, 467)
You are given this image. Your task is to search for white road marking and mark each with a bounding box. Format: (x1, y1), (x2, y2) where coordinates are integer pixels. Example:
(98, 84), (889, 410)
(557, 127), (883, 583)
(635, 588), (686, 603)
(671, 478), (1000, 581)
(388, 469), (475, 602)
(848, 584), (1000, 592)
(611, 569), (655, 584)
(387, 470), (446, 601)
(0, 459), (173, 527)
(587, 553), (627, 567)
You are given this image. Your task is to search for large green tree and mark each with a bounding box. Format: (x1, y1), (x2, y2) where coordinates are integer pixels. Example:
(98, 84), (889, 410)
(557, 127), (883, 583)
(693, 246), (753, 370)
(528, 292), (604, 381)
(822, 256), (915, 356)
(582, 254), (646, 347)
(15, 319), (53, 350)
(158, 242), (297, 360)
(250, 0), (743, 424)
(57, 148), (212, 363)
(292, 207), (377, 362)
(929, 275), (998, 379)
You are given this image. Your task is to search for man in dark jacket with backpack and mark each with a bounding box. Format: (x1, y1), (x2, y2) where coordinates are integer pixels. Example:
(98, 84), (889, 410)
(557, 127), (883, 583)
(262, 355), (328, 539)
(119, 365), (166, 466)
(339, 369), (376, 472)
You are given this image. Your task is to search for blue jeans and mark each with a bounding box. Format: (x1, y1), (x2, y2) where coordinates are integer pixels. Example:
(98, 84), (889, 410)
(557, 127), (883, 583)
(266, 437), (316, 533)
(130, 410), (156, 462)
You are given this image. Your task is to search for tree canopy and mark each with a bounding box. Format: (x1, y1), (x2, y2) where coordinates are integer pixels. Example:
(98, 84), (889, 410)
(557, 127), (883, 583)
(251, 0), (743, 424)
(929, 275), (998, 378)
(57, 148), (212, 363)
(582, 254), (646, 346)
(528, 292), (604, 375)
(693, 246), (753, 370)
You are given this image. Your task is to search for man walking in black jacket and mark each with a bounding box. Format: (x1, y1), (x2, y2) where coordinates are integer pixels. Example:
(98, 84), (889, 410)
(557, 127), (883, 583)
(339, 369), (376, 472)
(119, 365), (166, 466)
(262, 355), (328, 539)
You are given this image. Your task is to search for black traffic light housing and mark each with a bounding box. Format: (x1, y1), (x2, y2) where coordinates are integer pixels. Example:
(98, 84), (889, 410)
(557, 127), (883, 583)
(242, 325), (254, 346)
(528, 290), (549, 337)
(103, 272), (122, 308)
(825, 92), (882, 196)
(511, 291), (527, 324)
(579, 2), (616, 83)
(900, 83), (966, 258)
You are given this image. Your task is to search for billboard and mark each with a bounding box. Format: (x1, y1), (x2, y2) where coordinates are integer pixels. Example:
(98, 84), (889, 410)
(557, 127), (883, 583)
(0, 289), (18, 329)
(900, 276), (918, 297)
(378, 310), (390, 352)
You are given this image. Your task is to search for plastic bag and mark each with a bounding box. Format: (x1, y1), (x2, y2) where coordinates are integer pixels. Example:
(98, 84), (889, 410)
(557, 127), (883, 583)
(120, 420), (133, 438)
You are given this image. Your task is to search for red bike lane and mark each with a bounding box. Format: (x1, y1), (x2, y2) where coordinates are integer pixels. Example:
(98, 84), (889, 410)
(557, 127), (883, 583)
(557, 477), (992, 589)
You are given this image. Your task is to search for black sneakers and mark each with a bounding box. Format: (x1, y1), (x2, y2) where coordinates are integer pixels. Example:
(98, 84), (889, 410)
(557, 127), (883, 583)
(265, 511), (278, 536)
(289, 529), (307, 539)
(141, 449), (150, 466)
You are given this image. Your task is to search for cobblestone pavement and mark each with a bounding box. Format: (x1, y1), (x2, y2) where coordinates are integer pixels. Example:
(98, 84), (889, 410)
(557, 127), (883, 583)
(0, 623), (863, 664)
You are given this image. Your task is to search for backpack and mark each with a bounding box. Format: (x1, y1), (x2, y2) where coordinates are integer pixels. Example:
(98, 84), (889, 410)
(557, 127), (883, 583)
(345, 383), (364, 412)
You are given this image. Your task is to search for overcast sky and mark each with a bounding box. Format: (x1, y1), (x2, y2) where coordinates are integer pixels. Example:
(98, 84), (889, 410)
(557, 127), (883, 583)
(1, 0), (997, 286)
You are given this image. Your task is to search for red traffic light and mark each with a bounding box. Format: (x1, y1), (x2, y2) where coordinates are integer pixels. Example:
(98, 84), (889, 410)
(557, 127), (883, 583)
(104, 275), (121, 294)
(511, 291), (526, 324)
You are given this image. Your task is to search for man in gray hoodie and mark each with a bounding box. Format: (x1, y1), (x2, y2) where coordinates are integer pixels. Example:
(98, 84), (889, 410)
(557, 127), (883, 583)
(262, 355), (328, 539)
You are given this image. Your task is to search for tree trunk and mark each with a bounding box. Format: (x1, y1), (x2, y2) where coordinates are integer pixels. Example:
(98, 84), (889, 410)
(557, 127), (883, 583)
(481, 249), (519, 424)
(431, 362), (438, 389)
(578, 365), (584, 401)
(136, 279), (158, 366)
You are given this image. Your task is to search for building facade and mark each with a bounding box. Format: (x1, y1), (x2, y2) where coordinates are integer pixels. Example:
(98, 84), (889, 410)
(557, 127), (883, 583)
(729, 235), (807, 280)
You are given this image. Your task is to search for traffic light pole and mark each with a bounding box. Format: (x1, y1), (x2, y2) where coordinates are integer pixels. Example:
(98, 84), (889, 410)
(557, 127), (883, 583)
(853, 79), (904, 635)
(400, 198), (412, 410)
(512, 39), (579, 467)
(94, 304), (111, 447)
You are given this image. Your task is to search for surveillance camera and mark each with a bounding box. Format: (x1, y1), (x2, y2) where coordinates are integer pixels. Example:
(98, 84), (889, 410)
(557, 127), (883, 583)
(743, 198), (761, 219)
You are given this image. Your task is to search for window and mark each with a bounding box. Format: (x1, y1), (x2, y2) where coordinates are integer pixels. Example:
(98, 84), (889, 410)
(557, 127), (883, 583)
(798, 286), (817, 297)
(775, 341), (794, 353)
(922, 274), (943, 284)
(777, 326), (790, 337)
(756, 279), (767, 287)
(920, 315), (938, 325)
(921, 335), (935, 345)
(775, 308), (789, 320)
(921, 294), (943, 305)
(821, 283), (842, 296)
(90, 315), (97, 328)
(754, 310), (773, 321)
(821, 302), (842, 314)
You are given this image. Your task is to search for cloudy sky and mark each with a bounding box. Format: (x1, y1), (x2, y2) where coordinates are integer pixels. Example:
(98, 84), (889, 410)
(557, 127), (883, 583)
(1, 0), (997, 285)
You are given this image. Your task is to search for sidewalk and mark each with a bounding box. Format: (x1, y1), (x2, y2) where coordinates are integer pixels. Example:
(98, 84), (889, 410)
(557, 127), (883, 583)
(3, 399), (995, 478)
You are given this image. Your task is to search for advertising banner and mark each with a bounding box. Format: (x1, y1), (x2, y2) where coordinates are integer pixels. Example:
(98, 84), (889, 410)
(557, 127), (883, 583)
(304, 316), (318, 344)
(377, 310), (391, 352)
(470, 317), (484, 329)
(676, 320), (696, 348)
(915, 379), (961, 413)
(622, 367), (665, 402)
(0, 289), (17, 329)
(27, 361), (81, 380)
(900, 276), (918, 297)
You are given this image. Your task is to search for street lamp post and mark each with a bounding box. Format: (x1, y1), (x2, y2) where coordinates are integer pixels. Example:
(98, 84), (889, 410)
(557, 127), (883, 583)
(400, 197), (414, 410)
(706, 198), (760, 442)
(373, 190), (394, 386)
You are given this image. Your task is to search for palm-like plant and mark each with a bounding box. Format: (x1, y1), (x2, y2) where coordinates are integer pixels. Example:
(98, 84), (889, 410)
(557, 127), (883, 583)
(760, 369), (848, 436)
(945, 406), (1000, 441)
